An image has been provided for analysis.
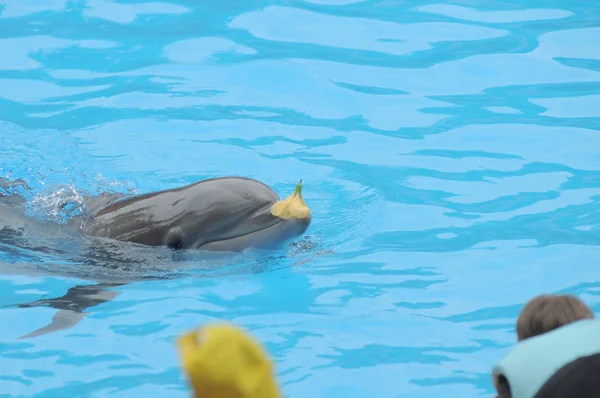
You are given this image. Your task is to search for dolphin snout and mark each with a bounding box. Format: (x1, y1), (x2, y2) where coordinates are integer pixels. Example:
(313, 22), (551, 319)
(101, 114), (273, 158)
(279, 212), (311, 239)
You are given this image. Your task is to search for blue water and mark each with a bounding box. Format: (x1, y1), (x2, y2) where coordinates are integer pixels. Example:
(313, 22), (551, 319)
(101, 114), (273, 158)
(1, 0), (600, 396)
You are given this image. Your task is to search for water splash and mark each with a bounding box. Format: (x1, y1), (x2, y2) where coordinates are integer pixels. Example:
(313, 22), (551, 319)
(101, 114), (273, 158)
(0, 121), (136, 223)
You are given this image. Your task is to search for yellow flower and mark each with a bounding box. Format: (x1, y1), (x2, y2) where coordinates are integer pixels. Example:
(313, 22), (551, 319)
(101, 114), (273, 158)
(270, 179), (310, 220)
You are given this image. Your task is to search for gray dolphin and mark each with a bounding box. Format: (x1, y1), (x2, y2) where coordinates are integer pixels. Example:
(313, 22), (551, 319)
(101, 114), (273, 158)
(83, 176), (312, 251)
(0, 176), (314, 338)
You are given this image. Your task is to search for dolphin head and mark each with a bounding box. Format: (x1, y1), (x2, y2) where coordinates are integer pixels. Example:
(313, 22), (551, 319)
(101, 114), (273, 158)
(162, 178), (312, 252)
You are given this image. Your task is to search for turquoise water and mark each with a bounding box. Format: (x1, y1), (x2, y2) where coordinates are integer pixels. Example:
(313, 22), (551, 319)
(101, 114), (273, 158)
(1, 0), (600, 396)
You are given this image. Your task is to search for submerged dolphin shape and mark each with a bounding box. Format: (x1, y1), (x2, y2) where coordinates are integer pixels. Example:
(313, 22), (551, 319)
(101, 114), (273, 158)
(0, 176), (314, 338)
(12, 282), (124, 339)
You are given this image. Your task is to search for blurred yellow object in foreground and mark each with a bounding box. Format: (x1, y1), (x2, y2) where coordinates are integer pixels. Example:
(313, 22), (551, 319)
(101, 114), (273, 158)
(177, 322), (281, 398)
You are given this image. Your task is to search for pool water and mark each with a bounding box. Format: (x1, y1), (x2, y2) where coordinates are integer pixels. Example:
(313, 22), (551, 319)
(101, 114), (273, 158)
(1, 0), (600, 397)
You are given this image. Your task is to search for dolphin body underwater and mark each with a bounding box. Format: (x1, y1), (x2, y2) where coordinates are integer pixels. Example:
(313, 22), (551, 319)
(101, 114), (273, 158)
(0, 176), (312, 338)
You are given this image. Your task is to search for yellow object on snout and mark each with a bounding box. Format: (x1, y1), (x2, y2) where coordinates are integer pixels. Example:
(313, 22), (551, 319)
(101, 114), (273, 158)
(177, 323), (281, 398)
(270, 179), (310, 220)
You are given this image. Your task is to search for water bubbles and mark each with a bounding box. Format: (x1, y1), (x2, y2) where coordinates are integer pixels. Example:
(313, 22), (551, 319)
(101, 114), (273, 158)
(28, 183), (86, 224)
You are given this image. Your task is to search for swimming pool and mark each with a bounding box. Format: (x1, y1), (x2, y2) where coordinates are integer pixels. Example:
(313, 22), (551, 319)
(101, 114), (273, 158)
(1, 0), (600, 396)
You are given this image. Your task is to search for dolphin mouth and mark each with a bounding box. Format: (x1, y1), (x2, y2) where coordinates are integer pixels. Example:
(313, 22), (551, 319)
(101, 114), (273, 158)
(197, 212), (312, 252)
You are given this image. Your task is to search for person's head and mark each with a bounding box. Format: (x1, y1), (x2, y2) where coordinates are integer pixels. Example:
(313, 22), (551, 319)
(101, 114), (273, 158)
(516, 294), (594, 341)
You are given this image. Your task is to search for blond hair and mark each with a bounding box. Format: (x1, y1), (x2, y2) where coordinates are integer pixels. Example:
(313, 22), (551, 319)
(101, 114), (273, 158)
(516, 294), (594, 341)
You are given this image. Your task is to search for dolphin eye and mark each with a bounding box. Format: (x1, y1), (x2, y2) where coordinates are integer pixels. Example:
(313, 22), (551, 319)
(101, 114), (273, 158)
(166, 228), (184, 250)
(168, 238), (182, 250)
